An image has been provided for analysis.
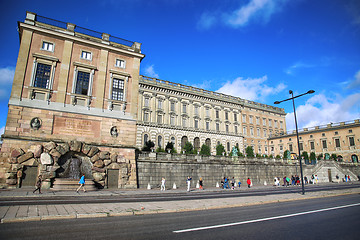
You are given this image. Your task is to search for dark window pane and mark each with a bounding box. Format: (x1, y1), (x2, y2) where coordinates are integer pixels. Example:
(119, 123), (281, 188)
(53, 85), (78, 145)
(112, 78), (124, 101)
(75, 71), (90, 95)
(34, 63), (51, 88)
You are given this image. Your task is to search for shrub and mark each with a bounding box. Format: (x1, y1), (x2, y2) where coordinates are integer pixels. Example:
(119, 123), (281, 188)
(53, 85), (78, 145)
(141, 140), (155, 152)
(245, 146), (254, 158)
(216, 144), (226, 156)
(199, 144), (211, 156)
(301, 151), (309, 160)
(184, 141), (194, 154)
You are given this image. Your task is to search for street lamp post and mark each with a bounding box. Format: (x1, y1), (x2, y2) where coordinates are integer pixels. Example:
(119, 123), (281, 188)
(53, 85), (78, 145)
(274, 90), (315, 195)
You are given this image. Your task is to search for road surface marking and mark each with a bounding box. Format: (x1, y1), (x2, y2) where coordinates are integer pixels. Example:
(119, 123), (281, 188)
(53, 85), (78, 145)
(174, 202), (360, 233)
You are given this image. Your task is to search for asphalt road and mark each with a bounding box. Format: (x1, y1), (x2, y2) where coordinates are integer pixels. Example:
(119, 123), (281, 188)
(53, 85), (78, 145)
(0, 193), (359, 239)
(0, 182), (359, 206)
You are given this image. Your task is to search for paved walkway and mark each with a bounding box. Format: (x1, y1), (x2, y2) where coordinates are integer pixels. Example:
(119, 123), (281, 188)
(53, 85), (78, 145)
(1, 183), (359, 223)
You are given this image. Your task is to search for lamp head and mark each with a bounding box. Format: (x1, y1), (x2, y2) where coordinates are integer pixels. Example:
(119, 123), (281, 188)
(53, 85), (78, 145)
(307, 90), (315, 94)
(274, 101), (280, 104)
(289, 90), (293, 94)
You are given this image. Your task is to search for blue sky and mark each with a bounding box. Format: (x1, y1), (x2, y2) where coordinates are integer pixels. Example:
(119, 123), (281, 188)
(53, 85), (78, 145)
(0, 0), (359, 136)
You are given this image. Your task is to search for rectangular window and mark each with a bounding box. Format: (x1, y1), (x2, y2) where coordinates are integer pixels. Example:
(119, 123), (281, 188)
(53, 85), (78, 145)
(206, 108), (210, 117)
(310, 141), (315, 150)
(250, 127), (254, 136)
(41, 41), (54, 52)
(115, 59), (125, 68)
(157, 114), (162, 124)
(216, 123), (219, 132)
(183, 104), (187, 113)
(235, 125), (238, 134)
(349, 137), (355, 146)
(249, 116), (253, 124)
(81, 51), (92, 60)
(269, 119), (272, 127)
(225, 112), (228, 120)
(289, 144), (293, 152)
(274, 120), (278, 128)
(182, 118), (186, 127)
(264, 129), (267, 137)
(34, 63), (51, 89)
(195, 106), (199, 115)
(280, 145), (283, 151)
(322, 140), (327, 149)
(257, 128), (260, 136)
(170, 116), (175, 125)
(171, 102), (175, 111)
(216, 110), (219, 119)
(299, 143), (303, 151)
(335, 138), (340, 148)
(194, 119), (199, 129)
(144, 97), (149, 107)
(158, 99), (163, 109)
(256, 117), (260, 125)
(234, 113), (237, 122)
(243, 126), (247, 135)
(75, 71), (90, 95)
(206, 121), (210, 130)
(263, 118), (266, 126)
(112, 78), (124, 101)
(280, 121), (283, 129)
(226, 125), (229, 133)
(243, 114), (246, 123)
(143, 112), (149, 122)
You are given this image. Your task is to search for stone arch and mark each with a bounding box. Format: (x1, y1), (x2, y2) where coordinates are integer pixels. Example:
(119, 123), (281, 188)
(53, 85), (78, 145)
(351, 154), (358, 163)
(194, 137), (200, 152)
(181, 136), (188, 149)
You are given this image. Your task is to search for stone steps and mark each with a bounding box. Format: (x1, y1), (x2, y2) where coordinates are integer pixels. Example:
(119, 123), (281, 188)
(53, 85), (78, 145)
(52, 178), (97, 191)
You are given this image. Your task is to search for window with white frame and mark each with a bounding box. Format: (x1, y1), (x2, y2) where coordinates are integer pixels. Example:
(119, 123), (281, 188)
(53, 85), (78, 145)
(242, 114), (246, 123)
(216, 123), (220, 131)
(249, 115), (253, 124)
(250, 127), (254, 136)
(256, 117), (260, 125)
(115, 59), (125, 68)
(243, 126), (247, 135)
(235, 125), (238, 134)
(216, 110), (219, 119)
(111, 78), (124, 101)
(349, 137), (355, 146)
(257, 128), (260, 136)
(182, 118), (187, 127)
(157, 114), (162, 124)
(234, 113), (237, 122)
(225, 112), (228, 120)
(170, 115), (175, 125)
(33, 63), (52, 89)
(194, 119), (199, 129)
(158, 99), (163, 109)
(171, 102), (175, 111)
(143, 112), (149, 122)
(269, 119), (272, 127)
(144, 97), (150, 107)
(280, 121), (283, 129)
(206, 121), (210, 130)
(75, 71), (91, 95)
(195, 105), (199, 115)
(274, 120), (278, 128)
(263, 129), (267, 137)
(182, 103), (187, 113)
(81, 50), (92, 60)
(41, 41), (54, 52)
(206, 108), (210, 117)
(226, 124), (229, 133)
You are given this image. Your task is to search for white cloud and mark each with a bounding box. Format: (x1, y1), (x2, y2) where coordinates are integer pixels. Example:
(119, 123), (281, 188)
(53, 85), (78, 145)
(216, 75), (286, 101)
(0, 67), (15, 85)
(225, 0), (289, 28)
(197, 12), (217, 30)
(347, 70), (360, 89)
(286, 93), (360, 130)
(284, 61), (314, 75)
(144, 65), (159, 78)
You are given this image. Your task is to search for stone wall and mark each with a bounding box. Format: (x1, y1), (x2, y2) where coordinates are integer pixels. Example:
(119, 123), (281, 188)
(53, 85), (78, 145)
(137, 153), (360, 189)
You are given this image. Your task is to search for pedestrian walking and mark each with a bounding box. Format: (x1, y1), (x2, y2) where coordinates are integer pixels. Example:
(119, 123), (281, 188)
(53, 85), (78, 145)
(161, 177), (166, 191)
(247, 178), (251, 188)
(33, 175), (42, 194)
(186, 176), (192, 192)
(199, 177), (203, 190)
(76, 174), (86, 193)
(17, 169), (23, 188)
(231, 177), (235, 190)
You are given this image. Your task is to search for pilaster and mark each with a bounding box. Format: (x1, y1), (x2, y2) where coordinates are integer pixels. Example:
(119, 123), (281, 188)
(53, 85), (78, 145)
(94, 49), (108, 109)
(56, 40), (73, 104)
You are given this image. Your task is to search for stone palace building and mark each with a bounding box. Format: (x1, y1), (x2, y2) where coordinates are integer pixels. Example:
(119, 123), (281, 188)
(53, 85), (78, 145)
(0, 12), (358, 189)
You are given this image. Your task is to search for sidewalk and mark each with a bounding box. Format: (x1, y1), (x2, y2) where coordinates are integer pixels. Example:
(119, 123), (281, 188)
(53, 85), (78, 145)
(1, 183), (359, 223)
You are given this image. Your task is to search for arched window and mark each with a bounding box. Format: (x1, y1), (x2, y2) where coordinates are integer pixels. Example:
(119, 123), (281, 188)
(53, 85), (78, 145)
(158, 135), (163, 149)
(205, 138), (211, 149)
(143, 134), (148, 145)
(194, 137), (200, 152)
(171, 136), (176, 145)
(181, 136), (188, 149)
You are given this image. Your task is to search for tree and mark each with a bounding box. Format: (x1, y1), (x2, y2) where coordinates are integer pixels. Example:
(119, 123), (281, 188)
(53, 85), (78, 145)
(256, 153), (262, 158)
(141, 140), (155, 152)
(199, 144), (211, 156)
(310, 152), (316, 161)
(245, 146), (254, 158)
(183, 141), (194, 154)
(284, 150), (290, 159)
(317, 153), (323, 160)
(301, 151), (309, 160)
(330, 153), (337, 160)
(165, 142), (175, 153)
(216, 144), (225, 156)
(156, 147), (165, 153)
(275, 155), (281, 159)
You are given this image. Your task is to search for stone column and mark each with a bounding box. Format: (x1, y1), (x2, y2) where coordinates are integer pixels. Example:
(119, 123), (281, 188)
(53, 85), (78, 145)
(10, 28), (33, 100)
(56, 40), (73, 104)
(94, 49), (109, 109)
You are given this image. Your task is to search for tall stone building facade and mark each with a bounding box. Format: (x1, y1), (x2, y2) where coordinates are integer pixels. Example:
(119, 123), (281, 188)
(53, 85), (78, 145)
(136, 76), (286, 155)
(0, 12), (144, 188)
(268, 119), (360, 162)
(0, 12), (287, 188)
